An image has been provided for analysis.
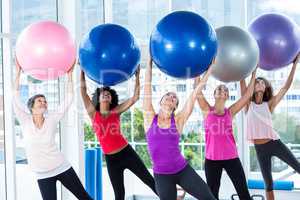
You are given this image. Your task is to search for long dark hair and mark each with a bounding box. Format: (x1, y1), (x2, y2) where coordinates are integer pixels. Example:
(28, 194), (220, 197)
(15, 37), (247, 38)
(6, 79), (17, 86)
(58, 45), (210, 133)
(251, 77), (274, 102)
(27, 94), (46, 113)
(92, 87), (119, 111)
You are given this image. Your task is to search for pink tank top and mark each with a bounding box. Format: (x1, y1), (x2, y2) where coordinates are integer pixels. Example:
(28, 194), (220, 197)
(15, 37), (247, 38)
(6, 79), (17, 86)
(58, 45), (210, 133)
(204, 107), (238, 160)
(246, 102), (279, 141)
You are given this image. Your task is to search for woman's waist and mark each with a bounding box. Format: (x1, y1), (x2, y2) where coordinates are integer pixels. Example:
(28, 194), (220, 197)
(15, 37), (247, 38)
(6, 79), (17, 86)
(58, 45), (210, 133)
(205, 132), (235, 141)
(103, 143), (129, 155)
(152, 154), (186, 166)
(97, 131), (126, 142)
(149, 148), (184, 161)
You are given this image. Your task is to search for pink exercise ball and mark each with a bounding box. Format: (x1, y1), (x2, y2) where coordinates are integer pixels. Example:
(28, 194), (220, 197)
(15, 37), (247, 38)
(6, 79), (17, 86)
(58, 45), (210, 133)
(16, 21), (76, 80)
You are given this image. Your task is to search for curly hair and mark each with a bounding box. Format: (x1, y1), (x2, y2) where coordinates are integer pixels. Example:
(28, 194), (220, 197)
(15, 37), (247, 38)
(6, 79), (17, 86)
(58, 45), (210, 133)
(252, 77), (274, 102)
(92, 87), (119, 111)
(27, 94), (46, 113)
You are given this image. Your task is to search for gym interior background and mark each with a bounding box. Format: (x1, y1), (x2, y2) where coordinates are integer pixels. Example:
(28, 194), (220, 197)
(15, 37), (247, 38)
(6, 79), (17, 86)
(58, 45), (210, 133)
(0, 0), (300, 199)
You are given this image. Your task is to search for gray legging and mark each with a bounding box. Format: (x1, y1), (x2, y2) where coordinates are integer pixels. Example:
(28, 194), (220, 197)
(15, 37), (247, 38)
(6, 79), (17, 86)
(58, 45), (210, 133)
(255, 139), (300, 191)
(154, 164), (216, 200)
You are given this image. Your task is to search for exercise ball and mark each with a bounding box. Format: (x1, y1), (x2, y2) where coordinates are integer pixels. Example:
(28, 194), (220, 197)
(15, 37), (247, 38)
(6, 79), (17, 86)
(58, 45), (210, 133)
(150, 11), (217, 78)
(212, 26), (259, 82)
(79, 24), (140, 86)
(249, 13), (300, 71)
(16, 21), (76, 80)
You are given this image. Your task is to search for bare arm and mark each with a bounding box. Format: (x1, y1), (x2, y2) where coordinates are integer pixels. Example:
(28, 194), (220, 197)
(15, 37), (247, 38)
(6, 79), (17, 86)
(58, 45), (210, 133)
(80, 70), (96, 120)
(269, 53), (300, 112)
(143, 59), (155, 131)
(240, 79), (247, 97)
(195, 60), (217, 117)
(176, 67), (212, 133)
(195, 76), (211, 117)
(230, 68), (257, 116)
(239, 64), (258, 112)
(239, 78), (249, 112)
(115, 66), (140, 114)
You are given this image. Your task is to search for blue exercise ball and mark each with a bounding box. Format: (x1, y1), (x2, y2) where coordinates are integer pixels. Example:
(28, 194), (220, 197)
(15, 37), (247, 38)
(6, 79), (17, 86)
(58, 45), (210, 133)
(150, 11), (217, 78)
(79, 24), (140, 86)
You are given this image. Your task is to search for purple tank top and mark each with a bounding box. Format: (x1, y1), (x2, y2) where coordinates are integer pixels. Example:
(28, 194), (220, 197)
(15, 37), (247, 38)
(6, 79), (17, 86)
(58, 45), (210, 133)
(146, 114), (187, 174)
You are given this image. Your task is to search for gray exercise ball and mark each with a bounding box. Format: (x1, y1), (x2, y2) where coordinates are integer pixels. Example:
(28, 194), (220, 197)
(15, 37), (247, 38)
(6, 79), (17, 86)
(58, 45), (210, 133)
(212, 26), (259, 82)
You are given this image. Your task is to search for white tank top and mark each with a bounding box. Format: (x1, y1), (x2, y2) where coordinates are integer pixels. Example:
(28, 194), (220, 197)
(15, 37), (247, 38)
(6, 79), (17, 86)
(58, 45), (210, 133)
(246, 102), (279, 141)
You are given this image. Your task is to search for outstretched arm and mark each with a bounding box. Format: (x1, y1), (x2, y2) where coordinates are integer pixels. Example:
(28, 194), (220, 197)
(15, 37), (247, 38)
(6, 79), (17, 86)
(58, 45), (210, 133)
(196, 60), (216, 117)
(53, 62), (75, 120)
(143, 59), (155, 131)
(13, 59), (30, 121)
(115, 66), (140, 114)
(80, 70), (96, 120)
(240, 79), (247, 96)
(195, 75), (211, 117)
(230, 68), (257, 117)
(176, 66), (212, 133)
(269, 53), (300, 112)
(14, 59), (22, 92)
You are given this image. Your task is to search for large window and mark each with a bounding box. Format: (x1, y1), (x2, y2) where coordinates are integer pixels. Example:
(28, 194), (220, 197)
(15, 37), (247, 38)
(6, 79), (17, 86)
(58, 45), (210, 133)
(247, 0), (300, 188)
(1, 0), (7, 199)
(11, 1), (58, 199)
(1, 0), (299, 199)
(0, 39), (6, 200)
(80, 0), (104, 37)
(89, 0), (244, 172)
(79, 0), (104, 147)
(108, 0), (171, 170)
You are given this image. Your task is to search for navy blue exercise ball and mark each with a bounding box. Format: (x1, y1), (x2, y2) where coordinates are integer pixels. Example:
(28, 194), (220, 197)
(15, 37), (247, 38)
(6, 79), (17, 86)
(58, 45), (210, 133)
(150, 11), (217, 78)
(79, 24), (140, 86)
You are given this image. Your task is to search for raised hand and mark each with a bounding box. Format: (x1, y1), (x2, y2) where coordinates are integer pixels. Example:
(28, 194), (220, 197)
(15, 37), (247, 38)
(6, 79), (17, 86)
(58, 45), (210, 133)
(135, 64), (140, 78)
(15, 58), (22, 74)
(293, 52), (300, 65)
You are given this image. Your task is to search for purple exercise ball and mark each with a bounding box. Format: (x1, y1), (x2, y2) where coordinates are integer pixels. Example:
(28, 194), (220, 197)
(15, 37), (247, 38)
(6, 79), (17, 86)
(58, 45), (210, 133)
(249, 13), (300, 71)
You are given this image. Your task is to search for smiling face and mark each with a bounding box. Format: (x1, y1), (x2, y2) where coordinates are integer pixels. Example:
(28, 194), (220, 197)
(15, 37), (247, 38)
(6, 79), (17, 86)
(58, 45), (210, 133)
(160, 92), (179, 113)
(99, 90), (112, 104)
(92, 87), (119, 111)
(214, 85), (229, 101)
(31, 96), (48, 114)
(252, 77), (274, 102)
(254, 78), (266, 93)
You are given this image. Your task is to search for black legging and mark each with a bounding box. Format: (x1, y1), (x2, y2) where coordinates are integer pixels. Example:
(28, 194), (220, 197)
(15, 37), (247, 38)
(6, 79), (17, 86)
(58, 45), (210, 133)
(205, 158), (251, 200)
(37, 167), (92, 200)
(255, 139), (300, 191)
(154, 164), (216, 200)
(105, 145), (157, 200)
